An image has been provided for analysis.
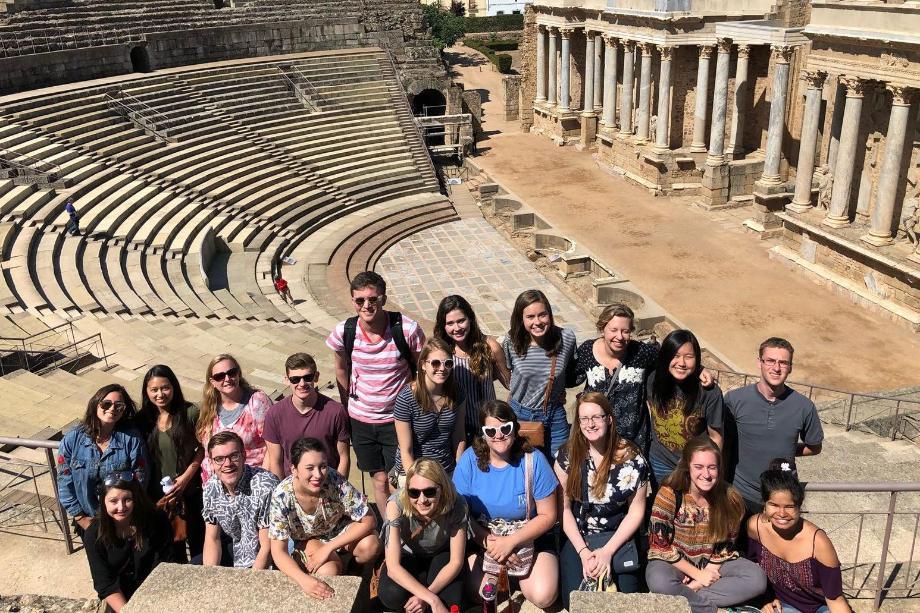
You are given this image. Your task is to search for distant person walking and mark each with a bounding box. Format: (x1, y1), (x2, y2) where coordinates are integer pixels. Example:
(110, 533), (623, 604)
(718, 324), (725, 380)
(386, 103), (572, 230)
(274, 274), (293, 305)
(65, 198), (80, 236)
(726, 338), (823, 515)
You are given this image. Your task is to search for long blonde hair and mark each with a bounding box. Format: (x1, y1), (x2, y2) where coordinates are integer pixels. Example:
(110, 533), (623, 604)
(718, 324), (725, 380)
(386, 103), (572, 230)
(399, 458), (457, 521)
(196, 354), (256, 443)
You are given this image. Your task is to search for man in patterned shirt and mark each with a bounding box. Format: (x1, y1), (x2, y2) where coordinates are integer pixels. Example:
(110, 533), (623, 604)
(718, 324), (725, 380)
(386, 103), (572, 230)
(200, 431), (279, 568)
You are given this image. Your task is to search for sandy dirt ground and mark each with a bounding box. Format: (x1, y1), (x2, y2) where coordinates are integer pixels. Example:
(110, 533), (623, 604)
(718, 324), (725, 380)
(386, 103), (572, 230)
(446, 46), (920, 392)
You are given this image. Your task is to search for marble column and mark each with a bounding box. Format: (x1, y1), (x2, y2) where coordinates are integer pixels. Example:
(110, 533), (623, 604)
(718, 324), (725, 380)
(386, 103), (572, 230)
(559, 28), (572, 112)
(823, 77), (865, 228)
(653, 45), (673, 152)
(636, 42), (653, 143)
(760, 45), (794, 184)
(535, 25), (547, 103)
(691, 45), (714, 152)
(619, 40), (635, 134)
(788, 70), (827, 211)
(601, 35), (618, 127)
(547, 28), (558, 106)
(583, 30), (596, 115)
(593, 33), (604, 110)
(864, 86), (914, 245)
(707, 38), (732, 165)
(826, 80), (845, 170)
(726, 44), (750, 158)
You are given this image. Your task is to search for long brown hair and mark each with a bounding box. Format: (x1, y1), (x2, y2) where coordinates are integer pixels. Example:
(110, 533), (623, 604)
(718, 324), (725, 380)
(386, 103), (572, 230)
(95, 477), (157, 551)
(413, 338), (458, 413)
(433, 295), (493, 379)
(662, 436), (744, 543)
(508, 289), (562, 357)
(81, 384), (138, 442)
(472, 400), (532, 471)
(564, 392), (639, 502)
(196, 354), (257, 443)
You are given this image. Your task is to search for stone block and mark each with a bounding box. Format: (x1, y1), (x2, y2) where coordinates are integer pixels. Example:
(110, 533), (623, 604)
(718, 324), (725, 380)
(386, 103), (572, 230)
(569, 591), (691, 613)
(479, 183), (500, 195)
(123, 563), (364, 613)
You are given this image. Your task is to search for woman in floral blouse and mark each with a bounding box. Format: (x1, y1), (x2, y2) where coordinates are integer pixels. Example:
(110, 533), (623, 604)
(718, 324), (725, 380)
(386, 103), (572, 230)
(269, 437), (381, 599)
(554, 392), (649, 608)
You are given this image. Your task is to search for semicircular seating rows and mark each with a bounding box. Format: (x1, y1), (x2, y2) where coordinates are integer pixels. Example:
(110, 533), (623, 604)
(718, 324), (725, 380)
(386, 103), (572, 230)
(0, 48), (458, 438)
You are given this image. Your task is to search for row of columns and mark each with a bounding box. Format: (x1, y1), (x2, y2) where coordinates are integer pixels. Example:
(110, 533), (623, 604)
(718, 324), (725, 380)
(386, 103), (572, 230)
(790, 72), (916, 245)
(534, 27), (775, 168)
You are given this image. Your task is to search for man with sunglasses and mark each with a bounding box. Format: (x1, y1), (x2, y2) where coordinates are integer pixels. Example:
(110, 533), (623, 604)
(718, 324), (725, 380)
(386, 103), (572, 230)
(264, 353), (350, 479)
(200, 431), (279, 568)
(725, 337), (824, 515)
(326, 271), (425, 516)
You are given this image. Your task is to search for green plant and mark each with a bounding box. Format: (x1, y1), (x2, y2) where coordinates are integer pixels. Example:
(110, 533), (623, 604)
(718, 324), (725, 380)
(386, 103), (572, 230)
(464, 38), (514, 74)
(484, 40), (518, 52)
(462, 14), (524, 33)
(423, 4), (466, 50)
(496, 53), (513, 74)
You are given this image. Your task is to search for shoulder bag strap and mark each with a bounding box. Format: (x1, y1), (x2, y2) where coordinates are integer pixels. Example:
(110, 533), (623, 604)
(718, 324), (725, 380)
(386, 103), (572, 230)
(524, 451), (533, 520)
(542, 354), (557, 414)
(343, 316), (359, 390)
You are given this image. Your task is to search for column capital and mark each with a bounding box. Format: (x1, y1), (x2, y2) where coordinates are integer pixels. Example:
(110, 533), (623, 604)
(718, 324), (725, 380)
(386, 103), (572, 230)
(716, 38), (732, 54)
(548, 26), (559, 35)
(537, 24), (547, 33)
(602, 33), (617, 45)
(841, 76), (866, 98)
(658, 45), (674, 61)
(699, 45), (714, 59)
(887, 84), (915, 106)
(560, 27), (574, 39)
(621, 39), (636, 51)
(770, 44), (795, 64)
(737, 44), (751, 59)
(801, 69), (827, 89)
(585, 29), (596, 41)
(637, 41), (653, 56)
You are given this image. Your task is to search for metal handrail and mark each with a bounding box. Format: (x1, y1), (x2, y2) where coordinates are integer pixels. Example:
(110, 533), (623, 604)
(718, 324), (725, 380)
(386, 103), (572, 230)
(277, 69), (317, 112)
(104, 90), (174, 142)
(380, 47), (440, 186)
(706, 366), (920, 441)
(286, 65), (326, 105)
(0, 149), (62, 180)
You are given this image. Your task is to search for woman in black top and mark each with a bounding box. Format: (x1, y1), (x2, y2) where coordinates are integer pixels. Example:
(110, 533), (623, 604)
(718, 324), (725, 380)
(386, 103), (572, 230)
(84, 473), (173, 612)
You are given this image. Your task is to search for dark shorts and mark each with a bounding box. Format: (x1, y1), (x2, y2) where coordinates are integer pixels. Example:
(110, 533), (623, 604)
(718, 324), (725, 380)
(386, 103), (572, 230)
(349, 417), (398, 475)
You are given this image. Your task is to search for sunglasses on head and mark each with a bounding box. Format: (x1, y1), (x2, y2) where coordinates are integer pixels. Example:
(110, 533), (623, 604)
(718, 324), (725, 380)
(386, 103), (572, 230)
(407, 486), (439, 499)
(103, 471), (137, 488)
(99, 399), (126, 413)
(288, 374), (316, 386)
(481, 422), (514, 439)
(211, 367), (240, 382)
(426, 359), (454, 370)
(353, 296), (382, 307)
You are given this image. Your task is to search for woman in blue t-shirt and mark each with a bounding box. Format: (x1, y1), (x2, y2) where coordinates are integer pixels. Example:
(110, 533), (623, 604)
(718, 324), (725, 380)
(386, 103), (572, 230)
(452, 400), (559, 609)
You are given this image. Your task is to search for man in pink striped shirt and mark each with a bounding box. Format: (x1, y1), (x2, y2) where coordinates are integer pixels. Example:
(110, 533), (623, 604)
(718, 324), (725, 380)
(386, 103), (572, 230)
(326, 271), (425, 515)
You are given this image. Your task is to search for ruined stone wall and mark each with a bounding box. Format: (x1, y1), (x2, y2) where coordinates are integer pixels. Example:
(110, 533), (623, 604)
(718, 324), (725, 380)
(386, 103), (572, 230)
(518, 5), (537, 131)
(774, 0), (811, 28)
(747, 45), (772, 155)
(672, 45), (697, 148)
(0, 44), (134, 94)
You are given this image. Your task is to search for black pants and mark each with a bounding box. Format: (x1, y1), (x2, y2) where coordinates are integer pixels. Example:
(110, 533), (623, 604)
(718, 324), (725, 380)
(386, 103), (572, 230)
(378, 550), (463, 611)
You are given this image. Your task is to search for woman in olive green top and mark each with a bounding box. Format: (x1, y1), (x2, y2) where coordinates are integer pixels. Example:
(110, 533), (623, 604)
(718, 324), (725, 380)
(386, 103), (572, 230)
(139, 364), (204, 561)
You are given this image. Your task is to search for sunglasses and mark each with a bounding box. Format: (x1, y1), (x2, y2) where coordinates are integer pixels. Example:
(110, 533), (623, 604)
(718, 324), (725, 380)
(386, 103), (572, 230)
(211, 367), (240, 382)
(353, 296), (382, 307)
(407, 486), (440, 499)
(481, 422), (514, 439)
(426, 359), (454, 370)
(288, 374), (316, 386)
(99, 399), (126, 413)
(103, 471), (137, 487)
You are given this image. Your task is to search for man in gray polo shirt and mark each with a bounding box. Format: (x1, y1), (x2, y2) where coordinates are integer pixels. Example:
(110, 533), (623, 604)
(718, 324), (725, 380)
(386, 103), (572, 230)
(726, 337), (824, 515)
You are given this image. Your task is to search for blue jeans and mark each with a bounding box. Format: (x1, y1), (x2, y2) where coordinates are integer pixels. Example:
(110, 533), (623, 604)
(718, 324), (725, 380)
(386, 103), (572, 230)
(649, 454), (675, 487)
(559, 534), (640, 609)
(509, 399), (570, 459)
(782, 604), (829, 613)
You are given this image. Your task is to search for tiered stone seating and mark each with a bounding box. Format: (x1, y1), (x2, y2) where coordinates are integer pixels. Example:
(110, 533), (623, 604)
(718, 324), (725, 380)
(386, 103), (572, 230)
(0, 50), (450, 332)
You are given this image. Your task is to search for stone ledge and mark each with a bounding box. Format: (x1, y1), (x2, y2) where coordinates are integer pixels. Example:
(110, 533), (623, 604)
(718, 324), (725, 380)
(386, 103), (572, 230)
(123, 564), (364, 613)
(569, 591), (691, 613)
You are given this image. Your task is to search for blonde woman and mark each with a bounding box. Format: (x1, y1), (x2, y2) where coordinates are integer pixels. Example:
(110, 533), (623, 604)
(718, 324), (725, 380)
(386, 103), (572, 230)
(196, 354), (271, 482)
(379, 459), (468, 613)
(392, 338), (467, 480)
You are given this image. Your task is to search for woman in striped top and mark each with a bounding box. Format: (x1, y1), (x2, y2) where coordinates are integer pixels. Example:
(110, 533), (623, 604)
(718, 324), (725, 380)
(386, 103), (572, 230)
(646, 436), (766, 613)
(393, 338), (467, 479)
(433, 295), (509, 442)
(502, 289), (578, 458)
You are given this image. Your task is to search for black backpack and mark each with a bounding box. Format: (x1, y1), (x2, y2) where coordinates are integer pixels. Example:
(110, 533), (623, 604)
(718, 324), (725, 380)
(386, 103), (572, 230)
(342, 312), (417, 389)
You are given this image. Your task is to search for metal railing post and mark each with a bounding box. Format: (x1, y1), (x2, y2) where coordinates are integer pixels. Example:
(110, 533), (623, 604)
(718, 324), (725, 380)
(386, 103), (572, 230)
(43, 447), (75, 555)
(891, 402), (902, 441)
(874, 491), (898, 610)
(845, 394), (855, 431)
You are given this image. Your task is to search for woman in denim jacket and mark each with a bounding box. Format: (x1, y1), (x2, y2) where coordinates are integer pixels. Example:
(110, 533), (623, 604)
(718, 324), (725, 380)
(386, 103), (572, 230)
(57, 384), (149, 534)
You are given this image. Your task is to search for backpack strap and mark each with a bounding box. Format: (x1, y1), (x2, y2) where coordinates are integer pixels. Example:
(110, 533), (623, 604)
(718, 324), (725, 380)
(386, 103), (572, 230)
(343, 316), (359, 394)
(388, 311), (416, 378)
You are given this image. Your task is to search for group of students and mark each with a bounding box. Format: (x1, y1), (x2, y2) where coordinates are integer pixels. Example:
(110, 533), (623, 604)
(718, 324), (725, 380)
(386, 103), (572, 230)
(55, 270), (847, 613)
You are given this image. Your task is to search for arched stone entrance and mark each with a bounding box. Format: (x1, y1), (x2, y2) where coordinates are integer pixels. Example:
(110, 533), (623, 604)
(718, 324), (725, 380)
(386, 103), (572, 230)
(411, 88), (447, 146)
(130, 46), (151, 73)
